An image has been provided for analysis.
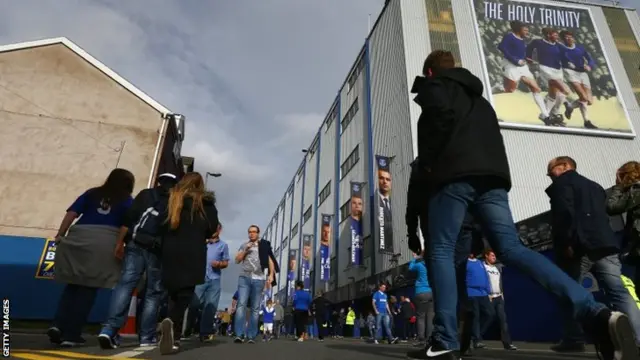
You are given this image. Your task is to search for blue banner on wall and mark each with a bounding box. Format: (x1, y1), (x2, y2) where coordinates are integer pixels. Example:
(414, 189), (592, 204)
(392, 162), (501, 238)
(302, 234), (312, 291)
(35, 238), (57, 280)
(320, 214), (332, 282)
(350, 182), (364, 266)
(287, 249), (298, 299)
(375, 155), (394, 254)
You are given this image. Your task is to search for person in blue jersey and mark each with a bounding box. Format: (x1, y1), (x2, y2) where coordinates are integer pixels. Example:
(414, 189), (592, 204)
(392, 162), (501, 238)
(464, 254), (492, 349)
(560, 30), (598, 129)
(261, 299), (276, 341)
(184, 223), (230, 342)
(497, 21), (552, 125)
(525, 27), (577, 127)
(48, 168), (135, 348)
(292, 281), (312, 342)
(372, 283), (399, 345)
(409, 251), (433, 346)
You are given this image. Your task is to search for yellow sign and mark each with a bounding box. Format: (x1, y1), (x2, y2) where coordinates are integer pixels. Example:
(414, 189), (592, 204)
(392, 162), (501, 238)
(35, 238), (57, 280)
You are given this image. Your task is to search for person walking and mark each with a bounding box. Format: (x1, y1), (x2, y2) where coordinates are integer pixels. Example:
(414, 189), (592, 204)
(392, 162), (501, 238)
(292, 281), (312, 342)
(409, 251), (433, 347)
(233, 226), (278, 343)
(405, 49), (635, 360)
(273, 299), (284, 339)
(97, 173), (177, 349)
(312, 291), (330, 341)
(157, 172), (219, 355)
(372, 283), (399, 345)
(48, 169), (135, 348)
(545, 156), (640, 352)
(185, 223), (229, 342)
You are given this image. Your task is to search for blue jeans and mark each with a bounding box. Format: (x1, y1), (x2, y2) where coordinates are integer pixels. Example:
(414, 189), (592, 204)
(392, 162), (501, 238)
(187, 279), (222, 336)
(427, 180), (604, 350)
(375, 313), (393, 341)
(234, 276), (265, 339)
(561, 254), (640, 344)
(102, 242), (163, 342)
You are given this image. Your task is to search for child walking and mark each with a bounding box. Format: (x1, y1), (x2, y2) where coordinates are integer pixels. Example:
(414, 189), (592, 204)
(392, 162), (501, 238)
(262, 300), (276, 342)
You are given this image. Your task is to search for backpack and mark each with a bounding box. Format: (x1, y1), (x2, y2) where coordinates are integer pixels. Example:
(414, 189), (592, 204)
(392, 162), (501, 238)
(131, 189), (166, 251)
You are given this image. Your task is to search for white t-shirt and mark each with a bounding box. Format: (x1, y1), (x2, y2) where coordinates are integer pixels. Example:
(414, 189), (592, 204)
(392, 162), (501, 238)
(485, 263), (502, 296)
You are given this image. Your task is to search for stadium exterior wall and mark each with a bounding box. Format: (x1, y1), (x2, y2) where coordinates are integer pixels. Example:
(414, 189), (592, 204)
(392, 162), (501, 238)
(271, 0), (640, 302)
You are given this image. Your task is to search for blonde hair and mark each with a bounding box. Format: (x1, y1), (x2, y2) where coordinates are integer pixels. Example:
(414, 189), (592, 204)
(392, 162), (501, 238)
(167, 172), (208, 230)
(618, 161), (640, 189)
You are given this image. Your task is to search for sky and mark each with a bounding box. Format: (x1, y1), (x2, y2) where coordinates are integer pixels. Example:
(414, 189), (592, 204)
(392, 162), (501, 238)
(3, 0), (637, 308)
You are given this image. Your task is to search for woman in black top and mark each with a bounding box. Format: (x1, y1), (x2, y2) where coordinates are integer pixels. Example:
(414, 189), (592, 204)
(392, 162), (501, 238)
(158, 172), (219, 355)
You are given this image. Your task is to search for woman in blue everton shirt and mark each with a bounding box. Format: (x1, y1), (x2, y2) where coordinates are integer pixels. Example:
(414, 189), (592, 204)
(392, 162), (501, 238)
(409, 251), (433, 346)
(292, 280), (312, 342)
(48, 168), (135, 347)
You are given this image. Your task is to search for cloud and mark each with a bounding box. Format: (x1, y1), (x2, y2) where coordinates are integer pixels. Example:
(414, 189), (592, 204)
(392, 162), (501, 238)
(265, 113), (325, 150)
(1, 0), (384, 300)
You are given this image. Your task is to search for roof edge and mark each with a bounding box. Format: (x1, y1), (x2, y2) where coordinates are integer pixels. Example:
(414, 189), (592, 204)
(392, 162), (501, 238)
(0, 36), (172, 115)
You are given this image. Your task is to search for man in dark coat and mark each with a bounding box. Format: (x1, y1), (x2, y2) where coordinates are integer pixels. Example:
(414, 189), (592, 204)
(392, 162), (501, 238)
(405, 50), (633, 360)
(546, 156), (640, 352)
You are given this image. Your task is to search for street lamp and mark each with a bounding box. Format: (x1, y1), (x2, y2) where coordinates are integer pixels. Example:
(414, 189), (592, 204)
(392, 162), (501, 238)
(205, 171), (222, 187)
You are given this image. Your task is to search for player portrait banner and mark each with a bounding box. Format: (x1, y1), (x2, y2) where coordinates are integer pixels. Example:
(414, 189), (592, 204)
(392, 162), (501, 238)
(350, 182), (364, 266)
(319, 214), (332, 282)
(301, 234), (312, 291)
(287, 249), (298, 298)
(375, 155), (394, 254)
(35, 238), (57, 280)
(473, 0), (633, 137)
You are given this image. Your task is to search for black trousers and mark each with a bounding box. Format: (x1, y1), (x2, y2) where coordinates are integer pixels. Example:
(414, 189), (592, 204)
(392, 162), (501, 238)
(294, 310), (309, 337)
(315, 316), (326, 339)
(168, 286), (195, 339)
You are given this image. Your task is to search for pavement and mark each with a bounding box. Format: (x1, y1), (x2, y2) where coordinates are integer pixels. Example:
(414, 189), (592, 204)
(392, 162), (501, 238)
(8, 333), (602, 360)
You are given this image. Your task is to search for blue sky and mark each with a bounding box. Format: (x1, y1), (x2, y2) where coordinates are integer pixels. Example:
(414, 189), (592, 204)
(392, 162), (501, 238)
(2, 0), (637, 307)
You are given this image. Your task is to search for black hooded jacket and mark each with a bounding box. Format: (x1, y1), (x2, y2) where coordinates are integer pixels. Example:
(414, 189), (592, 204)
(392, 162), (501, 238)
(410, 68), (511, 193)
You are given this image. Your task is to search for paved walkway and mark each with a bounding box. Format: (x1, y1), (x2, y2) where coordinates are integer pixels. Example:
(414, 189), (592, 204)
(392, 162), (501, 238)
(9, 333), (600, 359)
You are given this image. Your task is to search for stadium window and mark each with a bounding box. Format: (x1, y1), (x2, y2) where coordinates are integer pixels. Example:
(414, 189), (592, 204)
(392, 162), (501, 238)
(308, 135), (319, 159)
(340, 144), (360, 179)
(341, 98), (359, 133)
(425, 0), (462, 67)
(303, 206), (313, 224)
(325, 104), (338, 133)
(347, 55), (365, 92)
(340, 199), (351, 222)
(602, 8), (640, 105)
(282, 236), (288, 247)
(296, 164), (304, 183)
(292, 223), (299, 238)
(318, 180), (332, 206)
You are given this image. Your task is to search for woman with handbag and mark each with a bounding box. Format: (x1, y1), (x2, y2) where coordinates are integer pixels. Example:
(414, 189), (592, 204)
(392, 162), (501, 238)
(606, 161), (640, 299)
(48, 168), (135, 347)
(157, 172), (219, 355)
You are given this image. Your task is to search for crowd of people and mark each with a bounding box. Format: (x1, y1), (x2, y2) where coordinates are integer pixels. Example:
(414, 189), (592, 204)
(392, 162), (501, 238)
(42, 48), (640, 360)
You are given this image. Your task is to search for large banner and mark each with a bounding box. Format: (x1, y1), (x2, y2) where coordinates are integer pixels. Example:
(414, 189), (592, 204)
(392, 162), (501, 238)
(287, 249), (298, 299)
(320, 214), (332, 282)
(350, 182), (364, 266)
(301, 234), (312, 291)
(375, 155), (394, 254)
(473, 0), (633, 137)
(35, 238), (57, 280)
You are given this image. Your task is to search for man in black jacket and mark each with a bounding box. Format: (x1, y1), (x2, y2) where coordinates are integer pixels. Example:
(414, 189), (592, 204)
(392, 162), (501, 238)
(405, 50), (634, 360)
(546, 156), (640, 352)
(97, 173), (177, 349)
